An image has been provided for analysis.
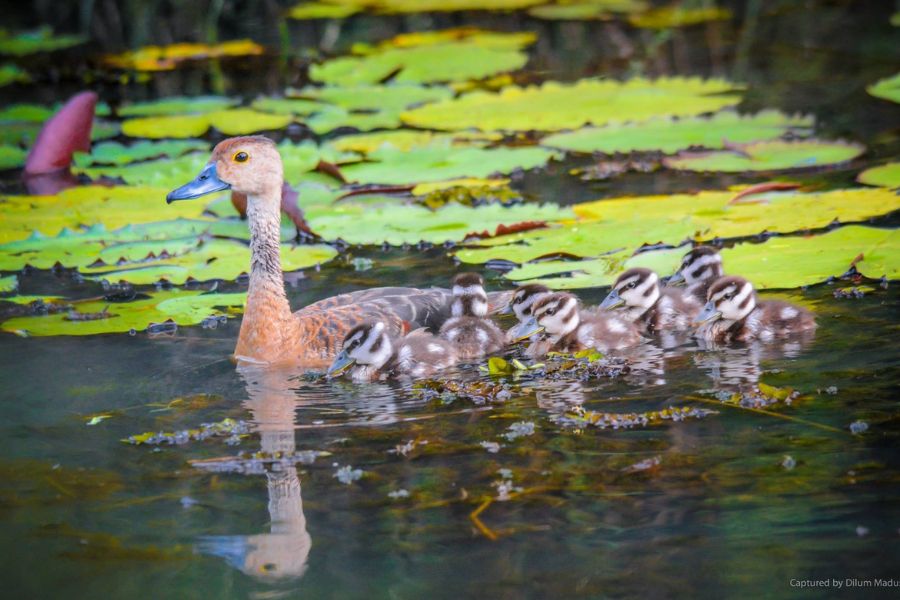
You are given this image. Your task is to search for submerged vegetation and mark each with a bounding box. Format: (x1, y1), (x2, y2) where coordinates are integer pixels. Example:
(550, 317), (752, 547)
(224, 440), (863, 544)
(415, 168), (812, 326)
(0, 0), (898, 597)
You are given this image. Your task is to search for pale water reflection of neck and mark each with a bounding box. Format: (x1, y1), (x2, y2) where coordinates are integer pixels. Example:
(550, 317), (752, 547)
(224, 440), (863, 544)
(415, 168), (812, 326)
(197, 366), (311, 583)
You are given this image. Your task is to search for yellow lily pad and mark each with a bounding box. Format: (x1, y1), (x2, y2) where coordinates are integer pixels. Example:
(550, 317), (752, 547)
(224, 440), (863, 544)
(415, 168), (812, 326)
(402, 77), (743, 132)
(628, 4), (732, 28)
(121, 109), (292, 139)
(103, 39), (264, 71)
(118, 96), (237, 117)
(529, 0), (647, 20)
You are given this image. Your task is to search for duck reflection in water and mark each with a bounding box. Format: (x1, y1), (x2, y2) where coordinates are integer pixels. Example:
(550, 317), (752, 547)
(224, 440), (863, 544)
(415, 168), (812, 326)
(194, 366), (312, 583)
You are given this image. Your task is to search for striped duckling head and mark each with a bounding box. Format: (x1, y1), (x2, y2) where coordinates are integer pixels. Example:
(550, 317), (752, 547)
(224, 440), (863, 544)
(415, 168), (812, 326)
(669, 246), (724, 287)
(510, 292), (580, 341)
(600, 268), (661, 317)
(327, 321), (393, 377)
(694, 276), (757, 325)
(451, 272), (489, 318)
(509, 283), (551, 323)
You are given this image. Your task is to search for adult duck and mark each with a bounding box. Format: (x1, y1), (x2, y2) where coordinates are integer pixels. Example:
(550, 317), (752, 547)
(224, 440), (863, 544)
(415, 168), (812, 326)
(167, 136), (510, 368)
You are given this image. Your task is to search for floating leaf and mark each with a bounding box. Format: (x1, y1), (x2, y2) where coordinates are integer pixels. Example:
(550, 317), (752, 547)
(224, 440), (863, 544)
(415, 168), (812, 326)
(338, 143), (557, 185)
(310, 29), (533, 85)
(663, 139), (865, 172)
(542, 110), (812, 155)
(73, 139), (208, 168)
(628, 5), (732, 28)
(857, 162), (900, 188)
(103, 40), (264, 71)
(290, 1), (544, 18)
(867, 72), (900, 104)
(402, 77), (742, 132)
(0, 145), (27, 169)
(0, 27), (86, 56)
(0, 274), (17, 293)
(0, 104), (55, 122)
(117, 96), (237, 117)
(528, 0), (647, 20)
(250, 97), (326, 116)
(288, 2), (362, 19)
(121, 108), (292, 139)
(328, 129), (498, 154)
(74, 153), (210, 189)
(0, 63), (28, 87)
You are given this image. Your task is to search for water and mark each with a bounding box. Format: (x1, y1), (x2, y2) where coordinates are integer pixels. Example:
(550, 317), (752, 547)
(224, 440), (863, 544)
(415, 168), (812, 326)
(2, 2), (900, 598)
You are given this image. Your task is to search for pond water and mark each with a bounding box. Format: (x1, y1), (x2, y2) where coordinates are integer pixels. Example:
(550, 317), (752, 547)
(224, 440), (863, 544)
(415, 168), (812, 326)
(2, 1), (899, 598)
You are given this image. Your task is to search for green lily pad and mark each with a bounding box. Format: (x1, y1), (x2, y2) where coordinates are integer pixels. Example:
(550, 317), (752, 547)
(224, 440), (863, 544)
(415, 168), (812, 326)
(117, 96), (237, 117)
(0, 274), (17, 293)
(0, 104), (54, 122)
(307, 197), (573, 245)
(310, 30), (533, 84)
(541, 110), (812, 155)
(338, 143), (557, 185)
(867, 72), (900, 104)
(288, 2), (362, 19)
(663, 139), (864, 172)
(628, 5), (732, 29)
(0, 27), (86, 56)
(250, 97), (327, 116)
(0, 290), (244, 337)
(0, 145), (27, 170)
(307, 106), (405, 134)
(83, 239), (338, 285)
(73, 140), (209, 168)
(857, 163), (900, 188)
(528, 0), (647, 20)
(402, 77), (742, 132)
(121, 109), (293, 139)
(74, 153), (211, 189)
(0, 63), (28, 87)
(289, 0), (544, 17)
(328, 129), (498, 154)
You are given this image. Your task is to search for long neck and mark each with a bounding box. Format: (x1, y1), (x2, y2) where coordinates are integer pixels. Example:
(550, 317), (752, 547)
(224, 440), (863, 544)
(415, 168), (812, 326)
(235, 191), (297, 363)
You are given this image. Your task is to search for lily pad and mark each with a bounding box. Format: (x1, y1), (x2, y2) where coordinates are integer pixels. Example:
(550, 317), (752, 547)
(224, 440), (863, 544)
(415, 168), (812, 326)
(0, 28), (86, 56)
(74, 153), (211, 189)
(628, 5), (732, 29)
(542, 111), (812, 155)
(0, 290), (245, 337)
(310, 30), (533, 85)
(338, 143), (557, 185)
(0, 63), (28, 87)
(0, 104), (55, 122)
(117, 96), (237, 117)
(867, 72), (900, 104)
(250, 97), (327, 116)
(528, 0), (647, 20)
(402, 77), (743, 132)
(288, 2), (362, 19)
(0, 145), (27, 170)
(663, 139), (864, 172)
(73, 140), (209, 168)
(103, 40), (265, 71)
(289, 0), (545, 18)
(857, 162), (900, 188)
(0, 274), (16, 293)
(121, 109), (292, 139)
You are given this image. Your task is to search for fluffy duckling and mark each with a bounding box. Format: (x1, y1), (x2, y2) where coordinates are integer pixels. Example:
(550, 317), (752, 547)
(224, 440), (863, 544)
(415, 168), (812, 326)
(599, 268), (701, 333)
(327, 322), (457, 382)
(510, 292), (642, 358)
(439, 273), (505, 359)
(694, 276), (816, 343)
(506, 283), (551, 342)
(667, 246), (724, 302)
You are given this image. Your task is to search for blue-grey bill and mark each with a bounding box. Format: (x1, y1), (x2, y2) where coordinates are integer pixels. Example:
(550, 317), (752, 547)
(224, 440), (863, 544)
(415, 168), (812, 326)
(693, 302), (722, 325)
(599, 290), (624, 310)
(166, 162), (230, 203)
(326, 351), (355, 378)
(510, 317), (544, 342)
(666, 271), (686, 286)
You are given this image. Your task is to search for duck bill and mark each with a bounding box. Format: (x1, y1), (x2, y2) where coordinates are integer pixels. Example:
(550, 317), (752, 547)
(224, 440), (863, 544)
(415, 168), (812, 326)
(599, 289), (624, 310)
(666, 271), (686, 286)
(510, 317), (544, 342)
(693, 302), (722, 325)
(166, 162), (230, 204)
(326, 351), (355, 378)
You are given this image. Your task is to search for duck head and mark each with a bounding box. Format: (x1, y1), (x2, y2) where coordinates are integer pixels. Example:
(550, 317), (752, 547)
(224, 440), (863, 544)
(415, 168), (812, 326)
(668, 246), (723, 286)
(450, 272), (488, 317)
(509, 283), (551, 322)
(510, 292), (579, 342)
(327, 322), (393, 378)
(694, 276), (756, 325)
(600, 268), (660, 315)
(167, 136), (283, 204)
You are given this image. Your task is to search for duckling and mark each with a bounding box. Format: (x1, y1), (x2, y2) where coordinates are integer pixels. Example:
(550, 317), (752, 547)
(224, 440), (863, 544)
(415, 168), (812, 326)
(667, 246), (724, 302)
(693, 276), (816, 343)
(599, 268), (701, 334)
(327, 321), (457, 382)
(439, 273), (505, 359)
(506, 283), (551, 342)
(510, 292), (642, 358)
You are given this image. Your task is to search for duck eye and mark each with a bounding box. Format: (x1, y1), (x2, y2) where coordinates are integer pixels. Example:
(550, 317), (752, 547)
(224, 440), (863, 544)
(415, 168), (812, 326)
(233, 151), (249, 163)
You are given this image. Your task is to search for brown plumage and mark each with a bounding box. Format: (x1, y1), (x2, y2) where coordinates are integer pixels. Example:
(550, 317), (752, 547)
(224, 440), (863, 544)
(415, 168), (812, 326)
(439, 273), (505, 359)
(167, 137), (510, 368)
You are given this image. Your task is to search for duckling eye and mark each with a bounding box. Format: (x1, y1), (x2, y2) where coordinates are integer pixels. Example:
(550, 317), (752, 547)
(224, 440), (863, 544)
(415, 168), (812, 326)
(233, 151), (249, 163)
(545, 308), (555, 316)
(626, 282), (636, 289)
(523, 307), (531, 315)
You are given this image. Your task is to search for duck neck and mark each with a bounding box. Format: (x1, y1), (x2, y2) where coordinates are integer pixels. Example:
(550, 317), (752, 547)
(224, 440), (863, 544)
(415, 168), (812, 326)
(235, 191), (296, 363)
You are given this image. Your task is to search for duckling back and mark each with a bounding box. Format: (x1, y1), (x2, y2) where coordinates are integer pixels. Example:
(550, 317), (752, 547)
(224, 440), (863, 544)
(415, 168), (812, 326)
(394, 329), (458, 377)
